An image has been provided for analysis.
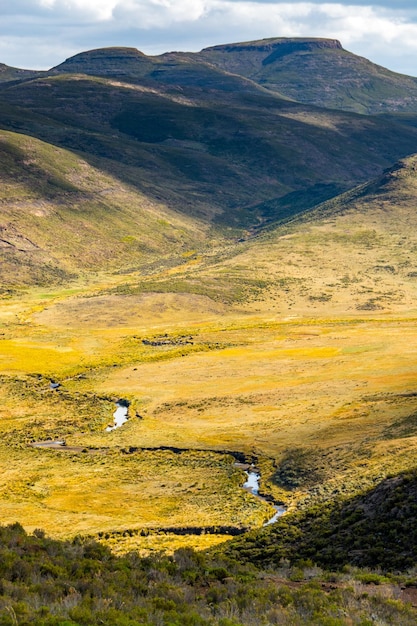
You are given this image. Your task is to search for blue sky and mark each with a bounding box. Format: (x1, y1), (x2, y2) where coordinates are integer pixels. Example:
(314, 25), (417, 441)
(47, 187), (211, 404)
(1, 1), (417, 76)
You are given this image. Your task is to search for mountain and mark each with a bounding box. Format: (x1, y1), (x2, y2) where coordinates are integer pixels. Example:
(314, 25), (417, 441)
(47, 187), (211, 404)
(1, 43), (417, 288)
(191, 37), (417, 114)
(50, 40), (417, 116)
(49, 39), (417, 116)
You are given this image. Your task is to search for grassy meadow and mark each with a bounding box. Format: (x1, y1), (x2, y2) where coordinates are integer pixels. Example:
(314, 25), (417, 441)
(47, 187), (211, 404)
(2, 152), (417, 554)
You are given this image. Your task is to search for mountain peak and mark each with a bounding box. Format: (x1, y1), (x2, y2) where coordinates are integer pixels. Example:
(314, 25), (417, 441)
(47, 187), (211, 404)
(202, 37), (343, 55)
(50, 47), (149, 75)
(196, 37), (417, 114)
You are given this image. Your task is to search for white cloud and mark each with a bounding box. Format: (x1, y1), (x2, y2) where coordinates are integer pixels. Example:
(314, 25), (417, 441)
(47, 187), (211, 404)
(37, 0), (120, 20)
(8, 0), (210, 23)
(112, 0), (209, 27)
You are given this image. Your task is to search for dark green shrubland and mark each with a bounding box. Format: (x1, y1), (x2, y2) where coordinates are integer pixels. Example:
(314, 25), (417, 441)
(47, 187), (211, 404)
(0, 523), (415, 624)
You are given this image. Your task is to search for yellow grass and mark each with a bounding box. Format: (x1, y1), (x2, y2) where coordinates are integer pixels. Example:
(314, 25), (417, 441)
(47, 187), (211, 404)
(3, 167), (417, 550)
(0, 446), (271, 540)
(2, 278), (417, 550)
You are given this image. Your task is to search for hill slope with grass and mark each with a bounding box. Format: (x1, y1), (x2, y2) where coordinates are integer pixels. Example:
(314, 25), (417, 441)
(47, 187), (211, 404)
(0, 129), (208, 288)
(2, 46), (417, 286)
(192, 37), (417, 114)
(203, 152), (417, 316)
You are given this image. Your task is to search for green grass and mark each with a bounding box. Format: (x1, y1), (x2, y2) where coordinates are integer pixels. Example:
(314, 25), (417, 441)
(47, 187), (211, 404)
(195, 38), (417, 114)
(0, 129), (209, 287)
(0, 523), (417, 625)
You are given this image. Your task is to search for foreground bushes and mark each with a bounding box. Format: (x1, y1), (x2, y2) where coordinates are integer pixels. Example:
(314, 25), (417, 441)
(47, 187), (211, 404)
(0, 523), (416, 625)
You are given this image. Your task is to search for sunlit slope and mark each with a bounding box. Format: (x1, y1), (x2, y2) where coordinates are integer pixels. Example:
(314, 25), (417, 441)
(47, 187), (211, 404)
(0, 129), (208, 287)
(168, 153), (417, 317)
(72, 152), (417, 321)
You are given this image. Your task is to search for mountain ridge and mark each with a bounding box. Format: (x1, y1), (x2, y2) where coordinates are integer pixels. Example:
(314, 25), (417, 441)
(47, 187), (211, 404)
(2, 38), (417, 285)
(3, 36), (417, 114)
(192, 37), (417, 114)
(41, 36), (417, 114)
(201, 36), (343, 54)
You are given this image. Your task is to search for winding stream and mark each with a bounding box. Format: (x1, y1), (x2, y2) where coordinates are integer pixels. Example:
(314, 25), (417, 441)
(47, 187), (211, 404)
(242, 467), (286, 526)
(31, 399), (285, 529)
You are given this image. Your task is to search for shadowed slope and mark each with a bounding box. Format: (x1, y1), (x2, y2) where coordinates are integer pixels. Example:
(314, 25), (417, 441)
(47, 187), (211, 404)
(2, 61), (417, 236)
(221, 468), (417, 572)
(0, 63), (41, 84)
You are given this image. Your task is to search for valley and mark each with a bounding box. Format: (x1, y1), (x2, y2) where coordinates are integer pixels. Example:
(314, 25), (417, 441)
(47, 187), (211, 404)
(2, 35), (417, 624)
(2, 152), (417, 554)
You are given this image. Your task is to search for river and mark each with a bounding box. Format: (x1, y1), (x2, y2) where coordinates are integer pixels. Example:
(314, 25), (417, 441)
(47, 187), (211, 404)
(242, 468), (286, 526)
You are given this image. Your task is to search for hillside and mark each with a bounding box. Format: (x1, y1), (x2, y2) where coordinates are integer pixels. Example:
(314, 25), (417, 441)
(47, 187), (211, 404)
(192, 37), (417, 114)
(1, 46), (417, 284)
(0, 524), (416, 625)
(207, 153), (417, 316)
(0, 129), (208, 288)
(222, 467), (417, 572)
(0, 63), (40, 84)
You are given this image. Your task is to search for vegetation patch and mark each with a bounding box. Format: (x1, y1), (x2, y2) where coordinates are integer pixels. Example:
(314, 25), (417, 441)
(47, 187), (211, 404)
(0, 523), (416, 625)
(221, 468), (417, 572)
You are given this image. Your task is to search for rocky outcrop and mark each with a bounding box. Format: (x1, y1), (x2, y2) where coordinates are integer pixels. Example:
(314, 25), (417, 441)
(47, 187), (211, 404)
(202, 38), (342, 56)
(262, 40), (343, 65)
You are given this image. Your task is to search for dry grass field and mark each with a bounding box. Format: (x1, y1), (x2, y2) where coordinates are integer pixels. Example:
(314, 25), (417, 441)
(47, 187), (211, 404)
(1, 156), (417, 552)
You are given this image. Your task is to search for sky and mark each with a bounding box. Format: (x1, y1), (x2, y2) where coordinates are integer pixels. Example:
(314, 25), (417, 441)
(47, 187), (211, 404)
(1, 1), (417, 76)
